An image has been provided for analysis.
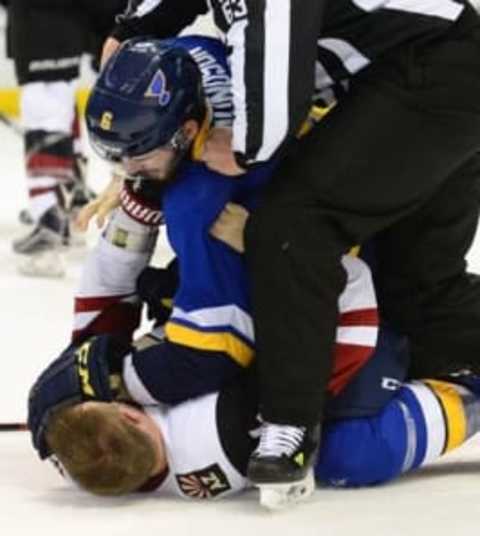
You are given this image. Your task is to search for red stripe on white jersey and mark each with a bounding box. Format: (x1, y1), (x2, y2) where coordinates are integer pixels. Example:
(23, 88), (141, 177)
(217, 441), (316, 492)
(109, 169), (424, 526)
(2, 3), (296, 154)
(328, 255), (380, 394)
(72, 302), (141, 343)
(339, 307), (379, 327)
(74, 294), (133, 313)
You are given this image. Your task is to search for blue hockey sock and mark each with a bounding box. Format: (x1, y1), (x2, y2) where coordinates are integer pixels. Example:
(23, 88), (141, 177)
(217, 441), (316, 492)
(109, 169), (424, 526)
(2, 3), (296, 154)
(315, 378), (480, 487)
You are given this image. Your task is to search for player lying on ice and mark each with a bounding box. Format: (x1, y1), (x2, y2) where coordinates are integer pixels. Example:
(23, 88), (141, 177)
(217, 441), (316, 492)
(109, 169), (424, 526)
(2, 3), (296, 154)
(27, 35), (480, 509)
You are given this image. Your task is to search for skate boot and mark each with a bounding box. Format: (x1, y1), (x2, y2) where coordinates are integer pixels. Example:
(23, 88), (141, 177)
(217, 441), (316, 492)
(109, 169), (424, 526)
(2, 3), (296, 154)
(247, 421), (320, 510)
(440, 369), (480, 401)
(13, 205), (69, 278)
(18, 208), (34, 226)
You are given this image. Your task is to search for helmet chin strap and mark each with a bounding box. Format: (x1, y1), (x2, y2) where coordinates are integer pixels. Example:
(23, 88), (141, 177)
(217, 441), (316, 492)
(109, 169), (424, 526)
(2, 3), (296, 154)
(170, 128), (192, 154)
(162, 129), (193, 180)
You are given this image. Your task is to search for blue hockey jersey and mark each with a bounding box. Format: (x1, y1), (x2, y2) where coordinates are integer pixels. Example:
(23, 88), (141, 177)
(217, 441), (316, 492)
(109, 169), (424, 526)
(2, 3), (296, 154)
(162, 160), (277, 367)
(77, 35), (378, 404)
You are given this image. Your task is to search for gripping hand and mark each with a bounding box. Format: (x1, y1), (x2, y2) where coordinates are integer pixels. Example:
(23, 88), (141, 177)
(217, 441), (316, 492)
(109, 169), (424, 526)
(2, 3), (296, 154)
(75, 173), (123, 231)
(136, 260), (179, 324)
(28, 335), (131, 459)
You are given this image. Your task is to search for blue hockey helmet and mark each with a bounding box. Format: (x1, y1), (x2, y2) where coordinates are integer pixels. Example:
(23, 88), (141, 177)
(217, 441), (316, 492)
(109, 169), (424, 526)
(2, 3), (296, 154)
(86, 38), (206, 162)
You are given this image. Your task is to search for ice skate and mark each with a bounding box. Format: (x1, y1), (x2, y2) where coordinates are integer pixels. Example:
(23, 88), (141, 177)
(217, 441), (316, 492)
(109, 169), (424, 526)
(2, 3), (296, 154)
(247, 421), (320, 510)
(18, 207), (34, 226)
(13, 205), (68, 278)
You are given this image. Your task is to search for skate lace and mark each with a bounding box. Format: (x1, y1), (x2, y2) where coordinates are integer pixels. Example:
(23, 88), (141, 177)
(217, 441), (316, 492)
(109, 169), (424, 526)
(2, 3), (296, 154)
(254, 423), (305, 458)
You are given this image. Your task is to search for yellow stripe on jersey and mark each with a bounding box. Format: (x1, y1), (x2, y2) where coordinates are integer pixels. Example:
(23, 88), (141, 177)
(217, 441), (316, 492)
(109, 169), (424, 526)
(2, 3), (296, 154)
(165, 321), (254, 367)
(424, 380), (468, 452)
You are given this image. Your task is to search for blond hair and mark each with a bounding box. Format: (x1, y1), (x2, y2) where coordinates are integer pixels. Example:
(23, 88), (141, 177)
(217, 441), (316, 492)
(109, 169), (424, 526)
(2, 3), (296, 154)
(46, 403), (156, 495)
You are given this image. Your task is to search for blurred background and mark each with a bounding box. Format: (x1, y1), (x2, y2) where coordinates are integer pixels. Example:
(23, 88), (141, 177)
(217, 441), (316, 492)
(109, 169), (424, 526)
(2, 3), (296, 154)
(0, 3), (215, 425)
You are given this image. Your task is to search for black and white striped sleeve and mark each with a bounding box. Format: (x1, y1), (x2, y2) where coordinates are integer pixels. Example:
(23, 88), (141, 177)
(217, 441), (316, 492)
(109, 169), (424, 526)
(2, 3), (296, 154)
(228, 0), (326, 165)
(111, 0), (209, 42)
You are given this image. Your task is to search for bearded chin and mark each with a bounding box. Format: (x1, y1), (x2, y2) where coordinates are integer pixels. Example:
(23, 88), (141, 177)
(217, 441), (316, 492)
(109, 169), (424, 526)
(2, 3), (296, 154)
(132, 145), (191, 184)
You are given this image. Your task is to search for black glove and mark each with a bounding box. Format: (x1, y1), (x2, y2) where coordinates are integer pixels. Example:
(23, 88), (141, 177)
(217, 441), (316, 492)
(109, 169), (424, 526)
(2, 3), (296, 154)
(28, 334), (131, 460)
(136, 259), (179, 325)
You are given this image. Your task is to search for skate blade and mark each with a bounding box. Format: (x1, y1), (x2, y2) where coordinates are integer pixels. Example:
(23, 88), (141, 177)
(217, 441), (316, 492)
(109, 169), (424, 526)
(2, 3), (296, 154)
(258, 470), (315, 511)
(17, 250), (66, 278)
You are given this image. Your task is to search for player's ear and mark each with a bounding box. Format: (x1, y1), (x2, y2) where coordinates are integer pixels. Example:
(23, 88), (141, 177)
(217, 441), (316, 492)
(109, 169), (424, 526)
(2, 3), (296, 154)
(115, 403), (143, 426)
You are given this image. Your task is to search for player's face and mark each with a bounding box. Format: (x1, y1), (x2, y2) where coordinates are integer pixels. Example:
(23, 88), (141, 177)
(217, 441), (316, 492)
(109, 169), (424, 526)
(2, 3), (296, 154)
(122, 120), (200, 181)
(122, 146), (177, 181)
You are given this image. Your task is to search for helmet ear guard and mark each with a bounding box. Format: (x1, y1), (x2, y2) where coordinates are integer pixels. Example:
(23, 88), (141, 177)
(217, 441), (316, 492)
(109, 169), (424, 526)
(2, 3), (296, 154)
(86, 38), (207, 163)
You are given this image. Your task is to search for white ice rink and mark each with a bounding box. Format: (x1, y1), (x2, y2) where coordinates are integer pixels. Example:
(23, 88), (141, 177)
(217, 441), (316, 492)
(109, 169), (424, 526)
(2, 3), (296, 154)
(1, 99), (480, 536)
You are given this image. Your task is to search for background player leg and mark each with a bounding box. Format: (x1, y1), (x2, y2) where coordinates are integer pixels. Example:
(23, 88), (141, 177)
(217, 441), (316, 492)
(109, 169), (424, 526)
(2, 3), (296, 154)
(7, 1), (88, 277)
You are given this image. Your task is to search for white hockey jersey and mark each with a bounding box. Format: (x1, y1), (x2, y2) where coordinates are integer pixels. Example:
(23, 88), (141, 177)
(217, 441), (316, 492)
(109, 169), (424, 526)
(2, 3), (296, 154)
(145, 394), (249, 499)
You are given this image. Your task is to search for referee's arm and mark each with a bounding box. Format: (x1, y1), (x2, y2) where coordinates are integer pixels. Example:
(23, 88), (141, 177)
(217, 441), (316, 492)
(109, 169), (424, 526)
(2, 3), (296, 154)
(229, 0), (326, 166)
(110, 0), (209, 42)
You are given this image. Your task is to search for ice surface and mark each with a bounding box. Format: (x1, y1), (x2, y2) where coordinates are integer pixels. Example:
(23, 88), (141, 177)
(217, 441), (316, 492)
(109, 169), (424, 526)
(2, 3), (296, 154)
(0, 120), (479, 535)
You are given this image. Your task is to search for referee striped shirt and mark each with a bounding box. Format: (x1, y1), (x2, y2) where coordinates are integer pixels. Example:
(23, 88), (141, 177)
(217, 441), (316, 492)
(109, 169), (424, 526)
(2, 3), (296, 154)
(113, 0), (468, 164)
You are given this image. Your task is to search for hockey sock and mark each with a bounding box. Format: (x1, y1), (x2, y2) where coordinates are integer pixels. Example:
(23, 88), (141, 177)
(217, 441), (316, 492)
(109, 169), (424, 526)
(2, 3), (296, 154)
(397, 379), (480, 469)
(21, 81), (77, 221)
(315, 378), (480, 487)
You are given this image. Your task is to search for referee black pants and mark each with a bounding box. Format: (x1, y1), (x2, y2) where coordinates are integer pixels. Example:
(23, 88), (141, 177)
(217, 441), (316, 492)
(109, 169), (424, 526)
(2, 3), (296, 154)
(245, 8), (480, 426)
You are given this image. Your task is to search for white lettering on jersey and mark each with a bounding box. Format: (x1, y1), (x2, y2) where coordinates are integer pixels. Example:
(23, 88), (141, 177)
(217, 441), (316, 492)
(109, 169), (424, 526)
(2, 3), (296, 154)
(189, 46), (234, 127)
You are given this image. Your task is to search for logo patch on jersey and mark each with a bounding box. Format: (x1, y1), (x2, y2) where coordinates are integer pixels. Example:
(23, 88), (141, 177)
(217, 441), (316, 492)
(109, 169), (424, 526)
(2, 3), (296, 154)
(145, 69), (171, 107)
(176, 464), (231, 499)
